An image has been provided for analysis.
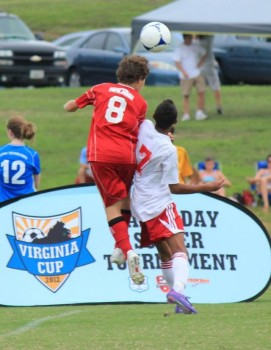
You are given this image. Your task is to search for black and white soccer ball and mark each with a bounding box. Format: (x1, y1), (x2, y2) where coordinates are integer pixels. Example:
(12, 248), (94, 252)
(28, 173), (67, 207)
(140, 22), (171, 53)
(22, 228), (44, 243)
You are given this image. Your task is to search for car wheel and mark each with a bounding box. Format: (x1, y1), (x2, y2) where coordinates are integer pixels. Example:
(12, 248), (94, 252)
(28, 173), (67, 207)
(68, 69), (81, 87)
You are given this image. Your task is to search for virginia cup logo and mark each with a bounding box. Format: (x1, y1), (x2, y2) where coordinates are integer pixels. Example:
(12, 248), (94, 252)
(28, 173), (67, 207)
(6, 208), (95, 292)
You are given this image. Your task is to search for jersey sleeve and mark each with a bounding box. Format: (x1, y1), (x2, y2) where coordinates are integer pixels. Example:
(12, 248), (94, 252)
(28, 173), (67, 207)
(75, 89), (95, 108)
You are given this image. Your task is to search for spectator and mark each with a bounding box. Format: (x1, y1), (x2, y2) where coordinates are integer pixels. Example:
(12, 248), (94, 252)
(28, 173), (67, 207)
(0, 116), (41, 202)
(64, 55), (149, 285)
(168, 126), (193, 183)
(247, 154), (271, 212)
(199, 157), (231, 197)
(168, 126), (201, 185)
(197, 35), (223, 115)
(75, 146), (95, 184)
(173, 33), (208, 122)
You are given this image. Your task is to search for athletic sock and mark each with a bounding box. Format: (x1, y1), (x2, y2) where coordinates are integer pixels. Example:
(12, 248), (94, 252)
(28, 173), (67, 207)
(121, 209), (131, 226)
(172, 252), (189, 294)
(108, 216), (132, 258)
(161, 260), (174, 288)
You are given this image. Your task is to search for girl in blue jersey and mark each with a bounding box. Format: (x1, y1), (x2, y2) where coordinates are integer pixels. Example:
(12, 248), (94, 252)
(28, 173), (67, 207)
(0, 116), (41, 202)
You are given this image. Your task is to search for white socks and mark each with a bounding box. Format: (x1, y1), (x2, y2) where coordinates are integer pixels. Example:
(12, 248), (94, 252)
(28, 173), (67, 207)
(161, 260), (174, 288)
(162, 252), (189, 294)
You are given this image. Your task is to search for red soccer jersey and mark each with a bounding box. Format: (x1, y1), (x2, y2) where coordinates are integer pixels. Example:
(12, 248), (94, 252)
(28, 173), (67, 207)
(75, 82), (148, 164)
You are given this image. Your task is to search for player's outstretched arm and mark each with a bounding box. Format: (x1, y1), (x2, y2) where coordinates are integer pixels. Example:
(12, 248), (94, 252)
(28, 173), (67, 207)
(64, 100), (79, 112)
(169, 179), (225, 195)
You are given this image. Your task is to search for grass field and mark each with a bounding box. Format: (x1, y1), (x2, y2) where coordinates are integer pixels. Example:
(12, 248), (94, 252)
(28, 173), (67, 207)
(0, 2), (270, 349)
(0, 287), (270, 350)
(0, 85), (270, 233)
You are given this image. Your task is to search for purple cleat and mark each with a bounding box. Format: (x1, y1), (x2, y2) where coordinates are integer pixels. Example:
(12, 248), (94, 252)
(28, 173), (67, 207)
(167, 289), (197, 314)
(175, 304), (184, 314)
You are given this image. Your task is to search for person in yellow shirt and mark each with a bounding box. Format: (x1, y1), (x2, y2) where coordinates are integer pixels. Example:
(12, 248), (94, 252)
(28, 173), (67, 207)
(168, 127), (200, 184)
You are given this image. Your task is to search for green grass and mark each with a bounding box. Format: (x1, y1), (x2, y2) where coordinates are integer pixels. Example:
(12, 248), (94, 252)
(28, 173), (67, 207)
(0, 85), (271, 234)
(1, 0), (172, 41)
(0, 287), (270, 350)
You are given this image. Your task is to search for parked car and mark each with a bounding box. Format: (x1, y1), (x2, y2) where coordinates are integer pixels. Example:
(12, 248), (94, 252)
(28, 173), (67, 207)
(65, 27), (131, 87)
(135, 32), (271, 86)
(213, 35), (271, 84)
(0, 12), (68, 87)
(63, 26), (271, 88)
(52, 31), (93, 49)
(64, 27), (181, 87)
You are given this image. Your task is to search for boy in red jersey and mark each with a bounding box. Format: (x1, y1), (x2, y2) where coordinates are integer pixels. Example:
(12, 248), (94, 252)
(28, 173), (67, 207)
(64, 55), (149, 285)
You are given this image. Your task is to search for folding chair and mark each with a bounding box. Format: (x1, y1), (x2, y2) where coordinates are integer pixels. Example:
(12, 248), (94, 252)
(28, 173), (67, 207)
(196, 161), (221, 171)
(251, 160), (271, 204)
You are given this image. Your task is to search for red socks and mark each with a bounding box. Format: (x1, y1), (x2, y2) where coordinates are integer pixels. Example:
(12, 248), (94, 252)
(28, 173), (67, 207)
(109, 216), (132, 258)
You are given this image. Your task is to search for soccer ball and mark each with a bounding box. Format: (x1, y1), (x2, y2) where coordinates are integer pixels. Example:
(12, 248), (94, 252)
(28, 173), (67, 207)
(22, 228), (44, 243)
(140, 22), (171, 53)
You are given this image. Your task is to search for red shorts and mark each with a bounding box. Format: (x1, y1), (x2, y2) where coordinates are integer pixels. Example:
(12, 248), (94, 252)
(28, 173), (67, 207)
(90, 162), (136, 207)
(140, 203), (184, 247)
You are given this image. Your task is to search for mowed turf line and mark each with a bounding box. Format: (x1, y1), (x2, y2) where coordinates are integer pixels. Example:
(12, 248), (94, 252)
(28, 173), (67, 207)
(0, 85), (271, 233)
(0, 287), (270, 350)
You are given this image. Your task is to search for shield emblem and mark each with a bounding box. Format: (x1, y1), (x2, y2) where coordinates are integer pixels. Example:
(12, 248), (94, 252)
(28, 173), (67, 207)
(7, 208), (95, 292)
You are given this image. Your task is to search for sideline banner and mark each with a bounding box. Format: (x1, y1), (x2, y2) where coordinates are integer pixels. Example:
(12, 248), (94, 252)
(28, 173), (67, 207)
(0, 185), (270, 306)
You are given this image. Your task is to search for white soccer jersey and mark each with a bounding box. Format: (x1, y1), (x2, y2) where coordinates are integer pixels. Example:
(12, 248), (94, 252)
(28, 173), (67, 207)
(131, 119), (179, 222)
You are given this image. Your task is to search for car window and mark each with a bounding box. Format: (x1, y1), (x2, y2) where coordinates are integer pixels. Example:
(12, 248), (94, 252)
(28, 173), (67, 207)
(0, 16), (35, 40)
(81, 32), (107, 50)
(105, 33), (123, 51)
(235, 35), (252, 41)
(58, 36), (83, 47)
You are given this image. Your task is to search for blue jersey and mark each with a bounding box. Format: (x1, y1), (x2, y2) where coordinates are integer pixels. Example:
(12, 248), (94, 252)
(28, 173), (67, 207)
(79, 146), (87, 165)
(0, 144), (41, 202)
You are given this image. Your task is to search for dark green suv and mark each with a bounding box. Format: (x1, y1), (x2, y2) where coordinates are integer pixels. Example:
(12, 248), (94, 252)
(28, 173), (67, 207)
(0, 12), (68, 87)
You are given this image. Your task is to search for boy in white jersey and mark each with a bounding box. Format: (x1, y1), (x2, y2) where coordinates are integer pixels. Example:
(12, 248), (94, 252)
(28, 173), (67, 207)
(131, 99), (224, 314)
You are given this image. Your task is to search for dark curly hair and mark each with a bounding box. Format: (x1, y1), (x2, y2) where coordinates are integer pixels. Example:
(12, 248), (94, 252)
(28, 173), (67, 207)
(153, 99), (178, 129)
(116, 55), (149, 84)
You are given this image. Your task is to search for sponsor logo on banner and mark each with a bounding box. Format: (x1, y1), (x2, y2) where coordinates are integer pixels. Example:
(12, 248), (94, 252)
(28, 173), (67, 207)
(6, 208), (95, 292)
(156, 275), (170, 293)
(129, 277), (149, 293)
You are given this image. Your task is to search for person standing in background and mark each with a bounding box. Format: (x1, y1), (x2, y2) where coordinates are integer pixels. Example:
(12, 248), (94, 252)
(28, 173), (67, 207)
(0, 116), (41, 202)
(173, 33), (208, 122)
(197, 35), (223, 115)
